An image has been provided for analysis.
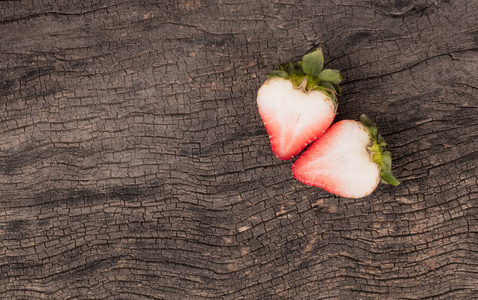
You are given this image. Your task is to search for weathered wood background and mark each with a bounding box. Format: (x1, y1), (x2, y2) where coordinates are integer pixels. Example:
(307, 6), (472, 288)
(1, 0), (478, 299)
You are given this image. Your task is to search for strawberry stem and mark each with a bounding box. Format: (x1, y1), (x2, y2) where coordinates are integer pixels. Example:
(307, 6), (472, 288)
(298, 78), (308, 92)
(360, 114), (400, 186)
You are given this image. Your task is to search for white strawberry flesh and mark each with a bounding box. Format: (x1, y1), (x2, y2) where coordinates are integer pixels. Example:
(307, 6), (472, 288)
(292, 120), (381, 198)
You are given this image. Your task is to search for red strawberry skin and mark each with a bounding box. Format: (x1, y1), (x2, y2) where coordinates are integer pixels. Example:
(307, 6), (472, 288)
(291, 120), (380, 198)
(259, 107), (335, 160)
(257, 78), (335, 160)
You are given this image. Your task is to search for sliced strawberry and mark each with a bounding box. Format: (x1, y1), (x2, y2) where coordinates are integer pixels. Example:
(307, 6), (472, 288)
(292, 115), (400, 198)
(257, 49), (342, 160)
(257, 78), (335, 160)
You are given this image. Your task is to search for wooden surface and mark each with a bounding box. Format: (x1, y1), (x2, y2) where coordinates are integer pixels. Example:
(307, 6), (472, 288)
(1, 0), (478, 299)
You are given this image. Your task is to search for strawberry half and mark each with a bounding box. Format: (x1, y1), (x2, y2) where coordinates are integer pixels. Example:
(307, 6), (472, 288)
(257, 49), (342, 160)
(292, 115), (400, 198)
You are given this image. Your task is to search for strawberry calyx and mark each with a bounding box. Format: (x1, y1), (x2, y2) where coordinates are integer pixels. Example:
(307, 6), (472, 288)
(360, 114), (401, 186)
(266, 48), (342, 111)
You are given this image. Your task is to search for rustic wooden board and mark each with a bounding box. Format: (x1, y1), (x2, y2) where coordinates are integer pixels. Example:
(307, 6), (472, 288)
(1, 0), (478, 299)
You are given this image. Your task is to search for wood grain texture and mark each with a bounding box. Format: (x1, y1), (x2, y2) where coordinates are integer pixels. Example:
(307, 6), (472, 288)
(1, 0), (477, 299)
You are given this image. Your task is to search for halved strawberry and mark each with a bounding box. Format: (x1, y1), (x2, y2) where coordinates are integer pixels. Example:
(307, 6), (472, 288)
(292, 115), (400, 198)
(257, 49), (342, 160)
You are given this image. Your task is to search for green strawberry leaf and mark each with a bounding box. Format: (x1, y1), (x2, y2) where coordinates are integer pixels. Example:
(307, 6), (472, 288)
(317, 69), (342, 85)
(360, 114), (378, 139)
(381, 151), (392, 170)
(301, 49), (324, 78)
(293, 62), (305, 77)
(279, 62), (294, 74)
(360, 114), (400, 187)
(333, 83), (342, 95)
(266, 70), (290, 79)
(381, 170), (400, 186)
(320, 82), (337, 95)
(369, 143), (382, 154)
(377, 135), (387, 147)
